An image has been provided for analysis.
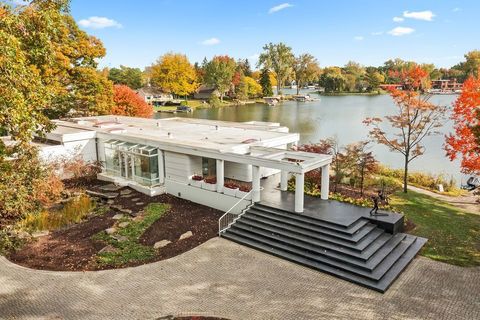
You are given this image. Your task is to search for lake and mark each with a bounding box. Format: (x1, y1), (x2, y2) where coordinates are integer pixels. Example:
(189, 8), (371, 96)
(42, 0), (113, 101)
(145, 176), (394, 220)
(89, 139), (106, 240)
(155, 92), (463, 184)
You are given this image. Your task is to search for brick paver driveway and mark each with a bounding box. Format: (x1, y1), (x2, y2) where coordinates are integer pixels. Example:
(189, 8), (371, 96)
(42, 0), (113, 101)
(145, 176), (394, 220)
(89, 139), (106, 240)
(1, 238), (479, 320)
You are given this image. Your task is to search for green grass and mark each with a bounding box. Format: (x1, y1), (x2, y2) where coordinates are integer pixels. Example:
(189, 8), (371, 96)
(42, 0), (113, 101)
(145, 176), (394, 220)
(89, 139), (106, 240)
(390, 190), (480, 267)
(92, 203), (169, 267)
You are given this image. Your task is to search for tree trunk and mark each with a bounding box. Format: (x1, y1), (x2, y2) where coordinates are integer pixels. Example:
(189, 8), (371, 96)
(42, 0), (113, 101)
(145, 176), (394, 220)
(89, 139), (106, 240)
(296, 81), (300, 95)
(403, 155), (409, 193)
(277, 77), (281, 95)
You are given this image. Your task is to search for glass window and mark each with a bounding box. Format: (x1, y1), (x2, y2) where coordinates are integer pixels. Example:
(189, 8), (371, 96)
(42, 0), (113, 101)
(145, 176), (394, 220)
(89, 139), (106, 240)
(202, 157), (216, 177)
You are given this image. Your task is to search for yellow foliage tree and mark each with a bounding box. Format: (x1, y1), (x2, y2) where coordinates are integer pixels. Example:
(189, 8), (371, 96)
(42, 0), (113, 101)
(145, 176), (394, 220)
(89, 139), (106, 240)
(244, 76), (262, 98)
(150, 53), (198, 97)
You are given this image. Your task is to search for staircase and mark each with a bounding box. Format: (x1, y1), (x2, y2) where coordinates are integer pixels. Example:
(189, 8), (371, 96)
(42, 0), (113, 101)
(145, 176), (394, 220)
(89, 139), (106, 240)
(220, 203), (426, 292)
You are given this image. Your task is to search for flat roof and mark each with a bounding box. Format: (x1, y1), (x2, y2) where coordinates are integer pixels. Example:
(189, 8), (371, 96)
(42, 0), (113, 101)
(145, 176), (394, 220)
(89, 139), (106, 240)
(53, 116), (299, 153)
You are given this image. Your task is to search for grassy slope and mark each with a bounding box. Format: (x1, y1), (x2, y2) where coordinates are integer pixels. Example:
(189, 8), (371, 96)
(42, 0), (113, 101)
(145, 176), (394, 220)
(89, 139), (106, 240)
(390, 190), (480, 267)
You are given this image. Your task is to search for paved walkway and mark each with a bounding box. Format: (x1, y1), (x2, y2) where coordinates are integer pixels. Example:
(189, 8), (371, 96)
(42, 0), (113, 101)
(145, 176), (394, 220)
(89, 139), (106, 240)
(408, 185), (479, 214)
(1, 238), (479, 320)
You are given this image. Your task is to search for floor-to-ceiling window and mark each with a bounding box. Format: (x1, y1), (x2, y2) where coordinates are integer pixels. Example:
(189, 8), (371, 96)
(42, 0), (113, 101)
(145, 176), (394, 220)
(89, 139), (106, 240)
(104, 140), (160, 186)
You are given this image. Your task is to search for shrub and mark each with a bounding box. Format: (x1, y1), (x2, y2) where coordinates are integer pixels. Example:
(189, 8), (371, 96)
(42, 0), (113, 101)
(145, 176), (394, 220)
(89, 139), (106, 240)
(0, 147), (64, 226)
(204, 176), (217, 184)
(238, 183), (252, 192)
(224, 181), (239, 189)
(191, 174), (203, 181)
(61, 156), (102, 181)
(208, 95), (221, 107)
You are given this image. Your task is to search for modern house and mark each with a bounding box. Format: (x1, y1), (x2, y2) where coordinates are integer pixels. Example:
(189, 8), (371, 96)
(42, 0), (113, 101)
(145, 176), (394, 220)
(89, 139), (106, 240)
(136, 87), (174, 105)
(18, 115), (425, 292)
(193, 85), (217, 100)
(30, 116), (331, 214)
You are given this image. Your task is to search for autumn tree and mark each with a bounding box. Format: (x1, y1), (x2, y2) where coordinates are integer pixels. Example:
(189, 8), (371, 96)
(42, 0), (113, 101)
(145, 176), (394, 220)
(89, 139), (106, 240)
(150, 53), (198, 97)
(344, 141), (378, 196)
(445, 74), (480, 175)
(237, 76), (262, 100)
(258, 42), (294, 95)
(112, 85), (153, 118)
(108, 65), (144, 89)
(319, 67), (346, 93)
(365, 69), (385, 92)
(203, 55), (237, 101)
(259, 68), (273, 96)
(364, 66), (446, 193)
(292, 53), (320, 94)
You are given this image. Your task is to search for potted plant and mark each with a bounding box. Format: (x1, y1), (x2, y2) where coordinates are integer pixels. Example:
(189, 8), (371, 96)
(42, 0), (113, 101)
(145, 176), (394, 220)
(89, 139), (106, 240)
(202, 176), (217, 191)
(236, 183), (252, 200)
(189, 174), (203, 188)
(223, 181), (239, 196)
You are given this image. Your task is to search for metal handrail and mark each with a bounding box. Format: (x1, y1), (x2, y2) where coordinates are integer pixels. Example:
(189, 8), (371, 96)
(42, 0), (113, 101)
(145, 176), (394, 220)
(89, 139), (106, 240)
(218, 187), (263, 235)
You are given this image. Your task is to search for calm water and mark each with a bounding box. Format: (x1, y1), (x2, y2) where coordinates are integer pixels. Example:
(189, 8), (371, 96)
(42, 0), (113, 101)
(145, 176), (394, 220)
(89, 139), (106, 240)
(155, 91), (463, 183)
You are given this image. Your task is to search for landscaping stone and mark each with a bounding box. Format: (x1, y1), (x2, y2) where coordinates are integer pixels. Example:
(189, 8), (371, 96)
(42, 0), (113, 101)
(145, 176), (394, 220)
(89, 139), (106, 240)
(131, 198), (140, 202)
(112, 214), (124, 220)
(105, 227), (117, 235)
(31, 231), (49, 238)
(112, 235), (128, 242)
(120, 189), (133, 195)
(135, 202), (144, 206)
(107, 199), (115, 205)
(179, 231), (193, 240)
(98, 245), (118, 254)
(99, 184), (123, 192)
(118, 222), (130, 228)
(111, 205), (133, 215)
(153, 240), (171, 249)
(121, 194), (133, 198)
(16, 231), (31, 240)
(86, 190), (118, 199)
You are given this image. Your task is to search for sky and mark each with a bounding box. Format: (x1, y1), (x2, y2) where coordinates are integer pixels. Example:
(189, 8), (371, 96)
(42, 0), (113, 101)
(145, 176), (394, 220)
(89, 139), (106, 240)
(60, 0), (478, 69)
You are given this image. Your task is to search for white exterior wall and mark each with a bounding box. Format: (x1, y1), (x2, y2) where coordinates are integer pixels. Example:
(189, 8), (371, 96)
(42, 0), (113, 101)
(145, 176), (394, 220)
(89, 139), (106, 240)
(225, 162), (253, 182)
(39, 139), (97, 163)
(165, 179), (250, 214)
(164, 151), (202, 183)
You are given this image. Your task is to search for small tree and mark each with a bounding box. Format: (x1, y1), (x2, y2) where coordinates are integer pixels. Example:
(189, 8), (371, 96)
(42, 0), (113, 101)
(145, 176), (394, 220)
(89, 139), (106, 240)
(260, 68), (273, 96)
(445, 74), (480, 174)
(112, 85), (153, 118)
(150, 53), (198, 97)
(364, 66), (446, 193)
(344, 141), (378, 196)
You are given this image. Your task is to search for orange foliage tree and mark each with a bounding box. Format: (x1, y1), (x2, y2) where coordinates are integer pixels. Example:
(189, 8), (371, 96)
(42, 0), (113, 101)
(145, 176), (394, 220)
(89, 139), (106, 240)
(112, 85), (153, 118)
(445, 75), (480, 174)
(364, 66), (446, 192)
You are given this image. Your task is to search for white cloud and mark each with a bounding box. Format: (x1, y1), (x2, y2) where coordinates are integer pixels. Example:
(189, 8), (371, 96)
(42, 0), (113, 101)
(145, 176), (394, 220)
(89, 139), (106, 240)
(268, 3), (293, 14)
(453, 7), (461, 12)
(78, 16), (122, 29)
(403, 10), (435, 21)
(371, 31), (383, 36)
(393, 16), (404, 22)
(200, 37), (220, 46)
(388, 26), (415, 36)
(354, 36), (364, 41)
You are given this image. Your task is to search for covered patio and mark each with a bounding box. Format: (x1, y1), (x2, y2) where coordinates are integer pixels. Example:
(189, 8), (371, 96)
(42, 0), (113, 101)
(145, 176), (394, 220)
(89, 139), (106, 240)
(216, 146), (332, 213)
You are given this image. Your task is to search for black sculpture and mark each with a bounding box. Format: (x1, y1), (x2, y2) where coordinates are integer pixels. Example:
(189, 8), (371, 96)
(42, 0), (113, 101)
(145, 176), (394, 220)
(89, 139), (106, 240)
(370, 189), (389, 216)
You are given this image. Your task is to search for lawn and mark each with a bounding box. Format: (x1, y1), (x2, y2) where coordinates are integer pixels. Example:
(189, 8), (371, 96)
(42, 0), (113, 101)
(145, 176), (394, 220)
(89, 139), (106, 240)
(390, 190), (480, 267)
(93, 202), (170, 267)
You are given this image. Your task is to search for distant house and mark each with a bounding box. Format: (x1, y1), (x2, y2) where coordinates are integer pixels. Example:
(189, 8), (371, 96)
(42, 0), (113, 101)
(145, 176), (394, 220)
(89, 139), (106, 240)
(194, 86), (217, 100)
(136, 87), (173, 105)
(379, 84), (403, 91)
(431, 79), (463, 92)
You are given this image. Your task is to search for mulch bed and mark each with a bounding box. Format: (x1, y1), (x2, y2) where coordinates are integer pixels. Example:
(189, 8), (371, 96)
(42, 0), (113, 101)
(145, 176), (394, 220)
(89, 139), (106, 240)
(8, 182), (222, 271)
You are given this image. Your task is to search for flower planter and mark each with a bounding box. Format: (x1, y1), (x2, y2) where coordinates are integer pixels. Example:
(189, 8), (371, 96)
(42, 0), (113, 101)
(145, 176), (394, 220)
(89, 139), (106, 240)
(189, 178), (203, 188)
(236, 189), (252, 200)
(223, 187), (238, 196)
(202, 182), (217, 191)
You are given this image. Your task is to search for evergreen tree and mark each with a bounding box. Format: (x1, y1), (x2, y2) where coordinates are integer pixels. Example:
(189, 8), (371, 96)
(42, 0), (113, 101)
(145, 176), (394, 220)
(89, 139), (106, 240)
(260, 68), (273, 96)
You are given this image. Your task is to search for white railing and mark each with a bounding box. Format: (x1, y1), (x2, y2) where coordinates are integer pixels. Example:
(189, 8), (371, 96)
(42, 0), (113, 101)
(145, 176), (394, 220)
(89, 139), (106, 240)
(218, 188), (263, 235)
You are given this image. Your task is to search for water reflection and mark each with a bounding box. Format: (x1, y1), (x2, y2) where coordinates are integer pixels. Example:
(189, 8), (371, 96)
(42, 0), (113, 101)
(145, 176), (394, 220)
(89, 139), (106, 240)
(154, 93), (461, 182)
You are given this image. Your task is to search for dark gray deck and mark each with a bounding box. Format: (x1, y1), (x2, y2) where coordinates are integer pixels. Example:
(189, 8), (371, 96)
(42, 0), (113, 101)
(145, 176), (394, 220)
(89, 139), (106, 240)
(260, 175), (403, 233)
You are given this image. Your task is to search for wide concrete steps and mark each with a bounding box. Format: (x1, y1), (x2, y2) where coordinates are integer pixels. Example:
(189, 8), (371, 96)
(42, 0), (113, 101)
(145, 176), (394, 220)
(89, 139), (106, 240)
(221, 204), (426, 292)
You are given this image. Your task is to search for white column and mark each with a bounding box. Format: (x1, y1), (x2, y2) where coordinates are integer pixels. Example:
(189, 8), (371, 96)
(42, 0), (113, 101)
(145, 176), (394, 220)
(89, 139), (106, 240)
(280, 171), (289, 191)
(158, 150), (165, 184)
(216, 159), (224, 193)
(321, 164), (330, 200)
(252, 165), (261, 202)
(295, 173), (305, 213)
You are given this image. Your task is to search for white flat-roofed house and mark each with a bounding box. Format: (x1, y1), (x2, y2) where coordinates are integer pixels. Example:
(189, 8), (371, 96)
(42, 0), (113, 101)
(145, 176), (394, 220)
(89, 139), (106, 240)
(32, 116), (332, 214)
